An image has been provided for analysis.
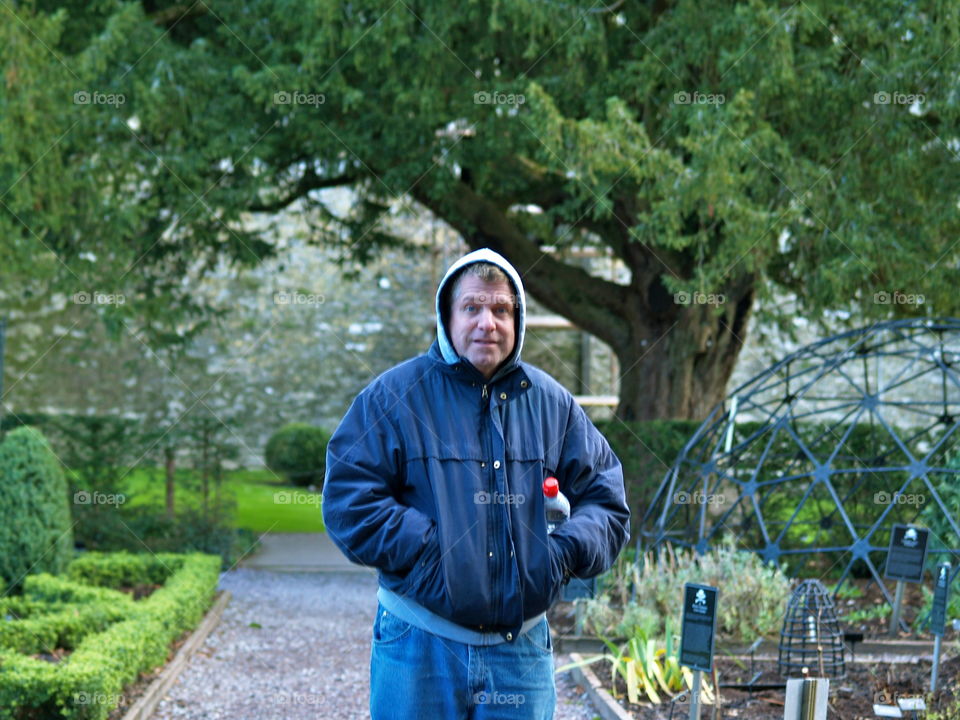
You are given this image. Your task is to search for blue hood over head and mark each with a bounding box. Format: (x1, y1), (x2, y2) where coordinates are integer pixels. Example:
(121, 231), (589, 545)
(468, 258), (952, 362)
(435, 248), (527, 370)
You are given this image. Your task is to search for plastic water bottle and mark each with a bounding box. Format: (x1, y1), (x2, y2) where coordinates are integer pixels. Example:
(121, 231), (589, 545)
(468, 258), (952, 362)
(543, 476), (570, 534)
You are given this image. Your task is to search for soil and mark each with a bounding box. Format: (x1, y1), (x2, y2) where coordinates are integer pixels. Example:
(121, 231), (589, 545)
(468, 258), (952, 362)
(607, 655), (960, 719)
(547, 576), (959, 718)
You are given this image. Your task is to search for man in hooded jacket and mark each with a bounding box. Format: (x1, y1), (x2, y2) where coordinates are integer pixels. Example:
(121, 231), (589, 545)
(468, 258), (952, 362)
(322, 248), (630, 719)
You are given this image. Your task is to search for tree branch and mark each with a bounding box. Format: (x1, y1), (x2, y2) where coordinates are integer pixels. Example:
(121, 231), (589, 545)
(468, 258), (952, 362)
(248, 172), (356, 213)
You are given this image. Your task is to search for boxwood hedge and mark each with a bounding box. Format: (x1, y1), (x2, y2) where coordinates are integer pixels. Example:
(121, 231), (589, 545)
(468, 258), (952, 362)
(0, 552), (221, 720)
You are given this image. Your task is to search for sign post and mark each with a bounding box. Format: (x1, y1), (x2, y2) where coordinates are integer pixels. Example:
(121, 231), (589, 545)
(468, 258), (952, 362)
(680, 583), (718, 720)
(884, 524), (930, 636)
(931, 562), (951, 692)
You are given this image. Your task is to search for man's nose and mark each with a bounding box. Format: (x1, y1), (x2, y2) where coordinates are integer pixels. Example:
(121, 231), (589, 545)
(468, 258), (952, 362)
(477, 308), (496, 331)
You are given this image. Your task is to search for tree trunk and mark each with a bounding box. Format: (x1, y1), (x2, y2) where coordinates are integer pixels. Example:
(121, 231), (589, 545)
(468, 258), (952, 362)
(164, 446), (175, 520)
(613, 285), (753, 420)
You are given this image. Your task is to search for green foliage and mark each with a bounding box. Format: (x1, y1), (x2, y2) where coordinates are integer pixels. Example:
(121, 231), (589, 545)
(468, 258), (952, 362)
(922, 451), (960, 552)
(843, 603), (891, 626)
(585, 542), (791, 643)
(912, 584), (960, 634)
(73, 505), (254, 570)
(6, 1), (960, 419)
(595, 419), (701, 538)
(264, 423), (331, 488)
(67, 552), (184, 589)
(0, 427), (74, 594)
(0, 552), (220, 720)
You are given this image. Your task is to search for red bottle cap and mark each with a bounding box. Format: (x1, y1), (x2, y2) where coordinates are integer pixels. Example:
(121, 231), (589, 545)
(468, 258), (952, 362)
(543, 477), (559, 497)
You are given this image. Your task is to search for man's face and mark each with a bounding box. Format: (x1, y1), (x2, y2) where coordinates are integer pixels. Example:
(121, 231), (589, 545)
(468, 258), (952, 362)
(449, 275), (516, 380)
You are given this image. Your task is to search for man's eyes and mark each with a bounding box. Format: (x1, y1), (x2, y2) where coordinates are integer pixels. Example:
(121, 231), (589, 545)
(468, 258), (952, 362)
(463, 305), (511, 314)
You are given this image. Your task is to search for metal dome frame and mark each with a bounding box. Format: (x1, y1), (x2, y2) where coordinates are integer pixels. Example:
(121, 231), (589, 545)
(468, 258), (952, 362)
(640, 318), (960, 617)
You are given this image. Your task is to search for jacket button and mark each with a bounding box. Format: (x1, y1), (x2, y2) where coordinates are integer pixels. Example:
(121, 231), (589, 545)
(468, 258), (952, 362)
(488, 551), (494, 558)
(510, 550), (514, 557)
(520, 380), (528, 388)
(500, 392), (507, 400)
(481, 462), (486, 468)
(506, 632), (513, 641)
(493, 460), (501, 469)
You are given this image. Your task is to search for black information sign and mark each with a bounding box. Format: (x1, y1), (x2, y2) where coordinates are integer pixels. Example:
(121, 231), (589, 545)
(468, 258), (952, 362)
(680, 583), (718, 673)
(931, 563), (951, 636)
(561, 576), (596, 601)
(884, 524), (929, 583)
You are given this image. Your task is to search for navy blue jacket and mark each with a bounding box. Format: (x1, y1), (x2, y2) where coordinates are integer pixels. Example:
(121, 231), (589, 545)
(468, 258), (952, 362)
(322, 249), (630, 640)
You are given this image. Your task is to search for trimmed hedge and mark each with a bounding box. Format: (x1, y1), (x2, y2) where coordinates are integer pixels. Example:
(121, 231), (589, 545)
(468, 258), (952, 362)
(67, 552), (185, 589)
(265, 422), (330, 488)
(0, 552), (221, 720)
(595, 419), (701, 539)
(0, 427), (74, 594)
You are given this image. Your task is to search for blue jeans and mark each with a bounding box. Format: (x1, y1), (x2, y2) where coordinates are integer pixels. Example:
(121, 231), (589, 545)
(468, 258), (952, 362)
(369, 603), (556, 719)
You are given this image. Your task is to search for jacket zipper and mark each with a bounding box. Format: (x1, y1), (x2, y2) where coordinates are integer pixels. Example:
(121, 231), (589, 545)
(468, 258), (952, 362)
(480, 381), (501, 627)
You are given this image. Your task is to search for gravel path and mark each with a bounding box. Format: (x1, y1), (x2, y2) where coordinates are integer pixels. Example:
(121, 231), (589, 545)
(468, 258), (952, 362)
(152, 569), (598, 720)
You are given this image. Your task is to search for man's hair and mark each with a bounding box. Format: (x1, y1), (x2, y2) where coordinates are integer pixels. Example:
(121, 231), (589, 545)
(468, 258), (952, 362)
(449, 262), (513, 307)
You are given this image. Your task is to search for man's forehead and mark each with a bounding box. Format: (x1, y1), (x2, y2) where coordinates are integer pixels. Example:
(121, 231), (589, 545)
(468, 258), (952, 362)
(459, 290), (514, 303)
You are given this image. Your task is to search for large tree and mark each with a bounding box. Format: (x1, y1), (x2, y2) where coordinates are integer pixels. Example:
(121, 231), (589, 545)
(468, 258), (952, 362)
(5, 1), (960, 419)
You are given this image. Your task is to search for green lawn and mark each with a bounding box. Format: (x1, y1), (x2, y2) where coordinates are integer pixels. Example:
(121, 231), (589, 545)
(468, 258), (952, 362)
(118, 467), (325, 533)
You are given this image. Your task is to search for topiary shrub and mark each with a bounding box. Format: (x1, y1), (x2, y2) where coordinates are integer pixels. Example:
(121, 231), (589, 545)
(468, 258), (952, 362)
(264, 423), (330, 488)
(0, 427), (74, 594)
